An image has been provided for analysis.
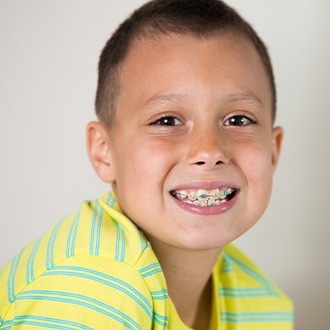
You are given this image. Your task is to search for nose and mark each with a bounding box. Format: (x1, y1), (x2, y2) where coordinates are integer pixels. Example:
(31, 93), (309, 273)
(187, 126), (229, 170)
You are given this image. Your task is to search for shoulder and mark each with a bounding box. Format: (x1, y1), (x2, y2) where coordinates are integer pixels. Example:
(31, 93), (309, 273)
(212, 244), (294, 328)
(1, 255), (155, 329)
(0, 192), (146, 286)
(222, 243), (266, 273)
(0, 192), (168, 328)
(219, 244), (291, 299)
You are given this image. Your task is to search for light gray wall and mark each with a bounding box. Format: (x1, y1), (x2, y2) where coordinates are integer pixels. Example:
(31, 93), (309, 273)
(1, 1), (329, 328)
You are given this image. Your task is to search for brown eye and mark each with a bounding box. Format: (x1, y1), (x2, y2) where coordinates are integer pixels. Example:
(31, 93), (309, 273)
(224, 115), (254, 126)
(151, 116), (182, 126)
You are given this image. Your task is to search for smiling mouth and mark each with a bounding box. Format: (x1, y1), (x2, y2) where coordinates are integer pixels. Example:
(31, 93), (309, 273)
(171, 187), (237, 207)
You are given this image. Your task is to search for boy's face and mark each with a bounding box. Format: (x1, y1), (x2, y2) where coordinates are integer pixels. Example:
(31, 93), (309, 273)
(100, 33), (282, 251)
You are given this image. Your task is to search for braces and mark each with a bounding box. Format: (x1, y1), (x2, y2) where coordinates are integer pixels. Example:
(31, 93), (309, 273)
(173, 188), (235, 207)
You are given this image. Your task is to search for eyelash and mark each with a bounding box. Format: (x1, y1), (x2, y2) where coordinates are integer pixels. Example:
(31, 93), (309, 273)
(149, 116), (182, 126)
(223, 115), (256, 127)
(149, 114), (256, 127)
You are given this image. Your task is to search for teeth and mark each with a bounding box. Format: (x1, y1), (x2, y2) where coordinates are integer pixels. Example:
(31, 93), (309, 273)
(188, 191), (197, 201)
(178, 191), (188, 199)
(210, 189), (221, 199)
(173, 187), (236, 207)
(197, 189), (208, 199)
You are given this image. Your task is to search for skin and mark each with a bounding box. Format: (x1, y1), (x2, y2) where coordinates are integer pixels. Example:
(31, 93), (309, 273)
(87, 33), (283, 329)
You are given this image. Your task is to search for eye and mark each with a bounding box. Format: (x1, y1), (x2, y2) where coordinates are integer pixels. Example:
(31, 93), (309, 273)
(224, 115), (255, 127)
(150, 116), (182, 126)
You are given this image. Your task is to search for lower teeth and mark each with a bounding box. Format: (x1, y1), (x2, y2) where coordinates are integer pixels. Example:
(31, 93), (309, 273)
(191, 199), (226, 207)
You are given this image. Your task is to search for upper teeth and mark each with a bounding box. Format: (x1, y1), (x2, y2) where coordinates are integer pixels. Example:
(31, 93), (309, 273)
(173, 188), (235, 207)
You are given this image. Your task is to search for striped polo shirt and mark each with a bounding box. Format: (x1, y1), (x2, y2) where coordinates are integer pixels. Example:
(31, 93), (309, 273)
(0, 192), (293, 329)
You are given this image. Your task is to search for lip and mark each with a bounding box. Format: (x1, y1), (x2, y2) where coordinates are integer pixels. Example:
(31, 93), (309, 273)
(169, 181), (240, 216)
(170, 181), (239, 191)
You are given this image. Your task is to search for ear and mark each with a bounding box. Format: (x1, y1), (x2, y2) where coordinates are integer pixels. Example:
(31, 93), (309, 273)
(271, 126), (284, 172)
(86, 121), (115, 183)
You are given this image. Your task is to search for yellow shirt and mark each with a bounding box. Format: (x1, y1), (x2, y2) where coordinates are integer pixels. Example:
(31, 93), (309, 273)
(0, 192), (293, 329)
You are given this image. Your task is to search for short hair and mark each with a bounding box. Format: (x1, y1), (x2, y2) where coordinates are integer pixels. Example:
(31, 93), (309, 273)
(95, 0), (276, 128)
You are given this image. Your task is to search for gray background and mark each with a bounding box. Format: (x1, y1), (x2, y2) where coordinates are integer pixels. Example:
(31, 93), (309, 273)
(1, 1), (329, 329)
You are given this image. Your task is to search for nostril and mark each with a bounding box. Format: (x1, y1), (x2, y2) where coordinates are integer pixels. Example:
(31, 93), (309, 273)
(193, 159), (224, 167)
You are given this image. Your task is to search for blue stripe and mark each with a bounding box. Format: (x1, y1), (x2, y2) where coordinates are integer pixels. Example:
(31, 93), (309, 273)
(223, 253), (279, 296)
(66, 206), (81, 258)
(219, 292), (273, 298)
(114, 218), (125, 262)
(26, 238), (41, 284)
(106, 193), (116, 208)
(120, 223), (126, 262)
(66, 216), (76, 258)
(1, 319), (16, 328)
(11, 315), (93, 330)
(219, 287), (273, 298)
(138, 263), (161, 274)
(151, 289), (168, 295)
(46, 220), (62, 269)
(71, 208), (81, 257)
(7, 249), (24, 303)
(151, 289), (168, 300)
(153, 312), (169, 327)
(10, 320), (75, 329)
(140, 269), (162, 278)
(221, 311), (293, 323)
(153, 313), (168, 322)
(90, 200), (99, 255)
(42, 271), (152, 318)
(42, 266), (152, 318)
(17, 291), (140, 330)
(222, 260), (234, 272)
(95, 208), (104, 255)
(152, 295), (168, 300)
(138, 263), (163, 278)
(50, 265), (152, 308)
(105, 192), (116, 208)
(222, 269), (234, 273)
(137, 230), (147, 251)
(105, 193), (125, 261)
(115, 221), (121, 261)
(105, 192), (112, 204)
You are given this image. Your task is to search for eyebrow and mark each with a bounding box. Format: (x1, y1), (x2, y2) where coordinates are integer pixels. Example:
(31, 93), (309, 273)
(142, 93), (186, 110)
(141, 90), (263, 110)
(225, 91), (264, 106)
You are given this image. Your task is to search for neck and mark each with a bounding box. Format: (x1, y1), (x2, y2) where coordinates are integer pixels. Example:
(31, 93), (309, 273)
(148, 239), (221, 329)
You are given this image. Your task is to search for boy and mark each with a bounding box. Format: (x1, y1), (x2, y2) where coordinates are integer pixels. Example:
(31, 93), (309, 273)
(0, 0), (293, 329)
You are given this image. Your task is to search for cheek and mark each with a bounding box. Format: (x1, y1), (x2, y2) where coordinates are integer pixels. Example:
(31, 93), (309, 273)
(238, 139), (274, 192)
(120, 138), (177, 184)
(234, 142), (274, 231)
(250, 159), (274, 220)
(113, 139), (177, 232)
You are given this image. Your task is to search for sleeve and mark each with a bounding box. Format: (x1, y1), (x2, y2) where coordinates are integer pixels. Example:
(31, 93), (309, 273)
(1, 256), (154, 330)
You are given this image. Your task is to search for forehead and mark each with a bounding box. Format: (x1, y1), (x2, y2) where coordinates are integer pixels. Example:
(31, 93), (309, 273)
(117, 33), (271, 112)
